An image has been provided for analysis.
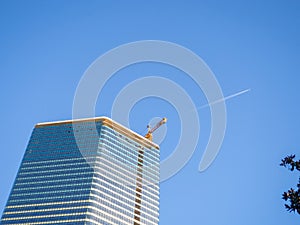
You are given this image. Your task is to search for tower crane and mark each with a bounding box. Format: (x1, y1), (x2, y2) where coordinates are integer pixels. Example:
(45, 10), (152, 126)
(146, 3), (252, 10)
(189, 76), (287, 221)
(144, 117), (167, 141)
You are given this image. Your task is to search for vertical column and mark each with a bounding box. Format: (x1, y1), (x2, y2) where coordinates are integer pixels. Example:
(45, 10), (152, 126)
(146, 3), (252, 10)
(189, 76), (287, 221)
(134, 149), (144, 225)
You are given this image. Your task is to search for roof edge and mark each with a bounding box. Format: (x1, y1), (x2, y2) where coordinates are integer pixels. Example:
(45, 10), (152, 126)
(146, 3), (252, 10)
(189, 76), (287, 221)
(35, 116), (159, 149)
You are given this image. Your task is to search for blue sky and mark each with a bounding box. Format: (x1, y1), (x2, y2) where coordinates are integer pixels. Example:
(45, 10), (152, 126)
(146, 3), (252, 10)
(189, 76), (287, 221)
(1, 1), (300, 224)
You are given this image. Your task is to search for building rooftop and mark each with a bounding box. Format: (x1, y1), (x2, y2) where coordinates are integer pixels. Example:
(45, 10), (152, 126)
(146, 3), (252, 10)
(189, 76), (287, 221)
(35, 116), (159, 150)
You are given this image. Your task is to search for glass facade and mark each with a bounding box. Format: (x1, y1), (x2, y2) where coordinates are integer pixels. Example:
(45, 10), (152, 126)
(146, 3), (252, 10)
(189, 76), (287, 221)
(1, 117), (160, 225)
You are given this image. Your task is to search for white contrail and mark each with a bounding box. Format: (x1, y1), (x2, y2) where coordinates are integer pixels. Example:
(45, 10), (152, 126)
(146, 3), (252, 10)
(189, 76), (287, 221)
(198, 88), (251, 109)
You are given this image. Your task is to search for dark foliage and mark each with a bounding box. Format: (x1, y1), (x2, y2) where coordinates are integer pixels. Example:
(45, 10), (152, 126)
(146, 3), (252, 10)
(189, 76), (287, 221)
(280, 155), (300, 214)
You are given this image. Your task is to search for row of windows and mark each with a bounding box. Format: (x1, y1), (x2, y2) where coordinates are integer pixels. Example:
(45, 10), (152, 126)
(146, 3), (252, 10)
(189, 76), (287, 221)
(3, 207), (88, 219)
(1, 218), (87, 225)
(29, 134), (100, 145)
(10, 191), (89, 203)
(8, 193), (90, 204)
(16, 170), (93, 182)
(18, 165), (92, 176)
(2, 212), (87, 223)
(4, 201), (90, 213)
(25, 147), (97, 157)
(26, 143), (98, 154)
(12, 182), (91, 194)
(20, 160), (95, 175)
(23, 151), (96, 162)
(10, 188), (91, 198)
(6, 199), (90, 210)
(28, 136), (98, 147)
(21, 156), (93, 166)
(9, 188), (91, 202)
(14, 176), (92, 188)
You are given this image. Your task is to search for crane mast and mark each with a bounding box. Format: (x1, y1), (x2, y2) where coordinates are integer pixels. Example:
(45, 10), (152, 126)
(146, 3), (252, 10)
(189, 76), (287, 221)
(133, 117), (167, 224)
(144, 117), (167, 141)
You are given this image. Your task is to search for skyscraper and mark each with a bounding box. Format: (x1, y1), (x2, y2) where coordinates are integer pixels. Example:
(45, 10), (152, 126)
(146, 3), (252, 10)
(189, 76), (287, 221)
(1, 117), (160, 225)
